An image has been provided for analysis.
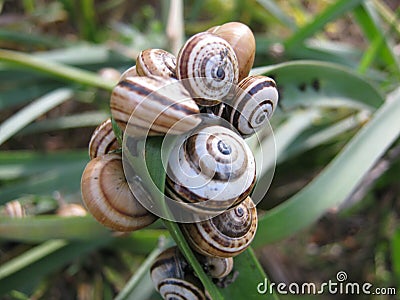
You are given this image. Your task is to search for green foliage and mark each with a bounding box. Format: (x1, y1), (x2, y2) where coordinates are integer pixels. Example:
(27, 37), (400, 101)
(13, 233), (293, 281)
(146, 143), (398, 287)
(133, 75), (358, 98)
(0, 0), (399, 299)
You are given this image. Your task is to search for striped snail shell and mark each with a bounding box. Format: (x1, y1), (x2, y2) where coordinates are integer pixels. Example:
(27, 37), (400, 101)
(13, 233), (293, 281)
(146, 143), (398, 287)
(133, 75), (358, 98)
(120, 65), (138, 81)
(80, 153), (157, 231)
(213, 75), (279, 138)
(177, 32), (239, 106)
(151, 246), (208, 300)
(4, 200), (25, 218)
(136, 49), (177, 78)
(88, 118), (119, 159)
(165, 125), (256, 215)
(208, 22), (256, 82)
(110, 76), (201, 137)
(180, 196), (258, 258)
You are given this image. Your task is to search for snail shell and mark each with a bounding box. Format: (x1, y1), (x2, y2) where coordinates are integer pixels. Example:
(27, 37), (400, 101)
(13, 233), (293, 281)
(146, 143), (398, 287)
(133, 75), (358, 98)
(4, 200), (25, 218)
(88, 118), (119, 159)
(120, 65), (138, 81)
(177, 32), (239, 106)
(166, 125), (256, 215)
(216, 75), (279, 137)
(197, 255), (233, 279)
(208, 22), (256, 82)
(151, 246), (208, 300)
(110, 76), (201, 137)
(181, 197), (258, 258)
(136, 49), (177, 78)
(158, 277), (207, 300)
(80, 153), (157, 231)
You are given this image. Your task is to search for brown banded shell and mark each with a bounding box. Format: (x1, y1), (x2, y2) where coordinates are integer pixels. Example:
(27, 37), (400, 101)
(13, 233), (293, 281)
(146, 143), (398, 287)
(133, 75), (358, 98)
(80, 153), (157, 231)
(151, 246), (208, 300)
(208, 22), (256, 82)
(177, 32), (239, 106)
(88, 118), (119, 159)
(136, 49), (177, 78)
(110, 76), (201, 137)
(212, 75), (279, 137)
(181, 197), (258, 258)
(165, 125), (256, 215)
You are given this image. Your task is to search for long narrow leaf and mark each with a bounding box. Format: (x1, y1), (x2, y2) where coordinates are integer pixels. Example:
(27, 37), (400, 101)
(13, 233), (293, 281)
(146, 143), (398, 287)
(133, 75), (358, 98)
(0, 88), (73, 146)
(254, 88), (400, 246)
(284, 0), (364, 49)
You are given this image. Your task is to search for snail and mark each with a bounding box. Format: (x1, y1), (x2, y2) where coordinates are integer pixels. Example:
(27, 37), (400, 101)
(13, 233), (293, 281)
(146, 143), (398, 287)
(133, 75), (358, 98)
(3, 200), (25, 218)
(136, 49), (177, 78)
(180, 196), (258, 258)
(120, 65), (138, 81)
(88, 118), (120, 159)
(176, 32), (239, 106)
(165, 124), (256, 216)
(197, 255), (234, 279)
(80, 153), (157, 231)
(151, 246), (208, 300)
(110, 75), (201, 137)
(211, 75), (279, 138)
(207, 22), (256, 82)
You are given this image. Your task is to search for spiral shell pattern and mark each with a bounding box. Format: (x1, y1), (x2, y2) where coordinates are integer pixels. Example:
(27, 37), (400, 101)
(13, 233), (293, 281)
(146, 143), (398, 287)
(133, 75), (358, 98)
(198, 255), (233, 278)
(110, 76), (201, 137)
(80, 153), (157, 231)
(88, 118), (119, 159)
(151, 246), (208, 300)
(166, 125), (256, 215)
(177, 32), (239, 106)
(215, 75), (278, 137)
(181, 197), (258, 258)
(208, 22), (256, 82)
(137, 49), (177, 78)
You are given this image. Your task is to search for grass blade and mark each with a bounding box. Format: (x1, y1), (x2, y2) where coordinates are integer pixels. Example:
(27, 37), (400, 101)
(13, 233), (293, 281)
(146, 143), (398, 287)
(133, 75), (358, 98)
(0, 88), (73, 146)
(284, 0), (364, 49)
(254, 87), (400, 246)
(0, 49), (115, 91)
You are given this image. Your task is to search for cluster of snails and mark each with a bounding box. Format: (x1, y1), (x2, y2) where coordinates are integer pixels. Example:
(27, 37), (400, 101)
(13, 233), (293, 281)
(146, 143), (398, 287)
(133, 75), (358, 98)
(80, 21), (279, 299)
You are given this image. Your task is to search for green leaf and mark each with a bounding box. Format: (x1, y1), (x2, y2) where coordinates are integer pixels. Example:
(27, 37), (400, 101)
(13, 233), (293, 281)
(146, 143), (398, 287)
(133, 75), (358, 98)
(0, 238), (111, 295)
(256, 0), (297, 30)
(253, 87), (400, 246)
(251, 60), (384, 110)
(0, 216), (110, 242)
(220, 248), (278, 299)
(392, 227), (400, 287)
(0, 49), (115, 91)
(284, 0), (364, 49)
(0, 88), (74, 146)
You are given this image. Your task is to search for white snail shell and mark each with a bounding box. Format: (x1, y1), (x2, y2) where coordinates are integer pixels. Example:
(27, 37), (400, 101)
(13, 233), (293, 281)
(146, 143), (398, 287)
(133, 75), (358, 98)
(208, 22), (256, 82)
(216, 75), (279, 137)
(110, 76), (201, 137)
(136, 49), (177, 78)
(88, 118), (119, 159)
(181, 196), (258, 258)
(177, 32), (239, 106)
(80, 153), (157, 231)
(166, 125), (256, 215)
